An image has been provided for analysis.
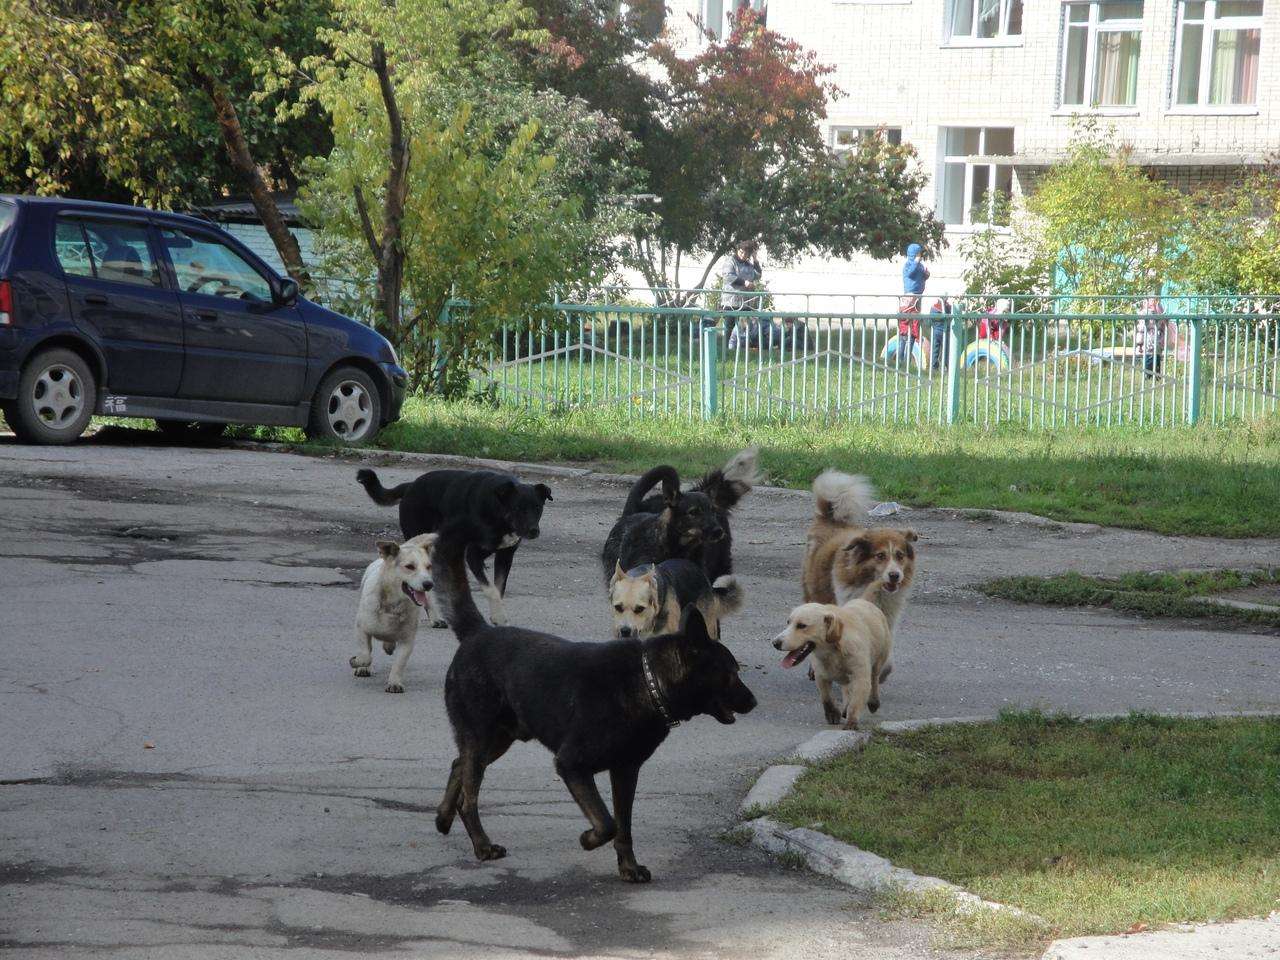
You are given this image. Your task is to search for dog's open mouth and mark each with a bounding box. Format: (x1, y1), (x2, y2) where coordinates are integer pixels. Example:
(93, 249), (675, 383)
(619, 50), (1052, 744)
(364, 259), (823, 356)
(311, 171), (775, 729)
(401, 582), (429, 607)
(882, 580), (900, 593)
(780, 641), (816, 669)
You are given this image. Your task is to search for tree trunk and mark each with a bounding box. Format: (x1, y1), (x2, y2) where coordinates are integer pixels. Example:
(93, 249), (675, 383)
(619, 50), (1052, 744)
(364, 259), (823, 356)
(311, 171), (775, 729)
(201, 75), (309, 284)
(370, 40), (410, 338)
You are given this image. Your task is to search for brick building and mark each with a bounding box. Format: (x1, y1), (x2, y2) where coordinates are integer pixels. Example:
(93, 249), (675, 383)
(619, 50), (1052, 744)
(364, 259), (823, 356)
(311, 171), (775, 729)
(659, 0), (1275, 300)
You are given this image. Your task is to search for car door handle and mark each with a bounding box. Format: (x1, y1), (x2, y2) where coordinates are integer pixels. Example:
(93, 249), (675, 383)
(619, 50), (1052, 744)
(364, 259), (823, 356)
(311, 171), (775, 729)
(85, 294), (109, 306)
(195, 311), (218, 323)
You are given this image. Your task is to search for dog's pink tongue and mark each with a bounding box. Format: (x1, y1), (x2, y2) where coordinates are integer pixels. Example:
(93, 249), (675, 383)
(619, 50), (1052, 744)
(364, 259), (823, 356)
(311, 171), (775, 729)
(780, 650), (801, 669)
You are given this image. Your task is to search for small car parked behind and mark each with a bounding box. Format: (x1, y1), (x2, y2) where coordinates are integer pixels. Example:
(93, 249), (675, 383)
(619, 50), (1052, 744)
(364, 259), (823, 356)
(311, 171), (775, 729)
(0, 195), (406, 445)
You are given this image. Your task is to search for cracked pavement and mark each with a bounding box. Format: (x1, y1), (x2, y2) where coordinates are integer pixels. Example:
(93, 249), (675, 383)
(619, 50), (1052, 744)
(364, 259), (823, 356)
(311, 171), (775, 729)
(3, 429), (1279, 959)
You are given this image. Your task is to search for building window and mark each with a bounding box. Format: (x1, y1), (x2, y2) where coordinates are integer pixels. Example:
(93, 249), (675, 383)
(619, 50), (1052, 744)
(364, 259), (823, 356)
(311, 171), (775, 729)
(1060, 1), (1144, 108)
(938, 127), (1014, 226)
(947, 0), (1023, 41)
(703, 0), (765, 39)
(831, 125), (904, 148)
(1174, 1), (1262, 106)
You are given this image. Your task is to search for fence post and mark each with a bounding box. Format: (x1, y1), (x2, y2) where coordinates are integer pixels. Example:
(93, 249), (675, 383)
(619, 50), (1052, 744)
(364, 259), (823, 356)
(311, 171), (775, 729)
(701, 325), (719, 420)
(1186, 317), (1204, 425)
(945, 313), (965, 424)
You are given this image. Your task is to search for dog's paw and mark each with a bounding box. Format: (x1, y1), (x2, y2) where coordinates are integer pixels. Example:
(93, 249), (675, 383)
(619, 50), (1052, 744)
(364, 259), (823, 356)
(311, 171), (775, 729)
(382, 641), (396, 655)
(489, 612), (508, 626)
(385, 682), (405, 694)
(619, 863), (652, 884)
(349, 654), (372, 669)
(867, 697), (880, 713)
(823, 706), (842, 726)
(842, 718), (861, 731)
(580, 825), (617, 851)
(430, 619), (449, 629)
(435, 810), (455, 835)
(353, 667), (372, 678)
(475, 843), (507, 862)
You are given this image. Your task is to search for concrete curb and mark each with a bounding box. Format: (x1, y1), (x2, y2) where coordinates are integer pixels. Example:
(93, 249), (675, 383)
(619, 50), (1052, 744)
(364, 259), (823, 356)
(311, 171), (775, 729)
(740, 709), (1280, 949)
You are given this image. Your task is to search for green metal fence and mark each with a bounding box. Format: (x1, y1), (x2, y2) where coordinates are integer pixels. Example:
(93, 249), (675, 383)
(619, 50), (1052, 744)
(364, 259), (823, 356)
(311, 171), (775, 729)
(458, 295), (1280, 427)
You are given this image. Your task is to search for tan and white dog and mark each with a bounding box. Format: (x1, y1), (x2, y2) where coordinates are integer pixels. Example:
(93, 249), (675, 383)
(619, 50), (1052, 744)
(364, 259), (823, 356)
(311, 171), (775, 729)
(772, 588), (892, 729)
(608, 558), (743, 640)
(802, 469), (918, 630)
(350, 533), (437, 693)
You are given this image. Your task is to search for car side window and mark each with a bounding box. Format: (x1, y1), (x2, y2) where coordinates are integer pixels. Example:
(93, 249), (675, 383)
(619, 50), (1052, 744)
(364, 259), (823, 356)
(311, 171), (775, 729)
(55, 220), (96, 280)
(160, 228), (272, 302)
(56, 218), (161, 287)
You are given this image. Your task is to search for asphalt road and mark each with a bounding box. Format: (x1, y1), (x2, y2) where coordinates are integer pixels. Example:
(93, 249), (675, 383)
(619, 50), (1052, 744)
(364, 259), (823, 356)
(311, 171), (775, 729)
(3, 428), (1279, 959)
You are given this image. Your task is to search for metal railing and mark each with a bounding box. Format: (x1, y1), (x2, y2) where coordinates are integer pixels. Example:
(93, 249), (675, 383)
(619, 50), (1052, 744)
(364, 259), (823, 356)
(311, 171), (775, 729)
(461, 296), (1280, 427)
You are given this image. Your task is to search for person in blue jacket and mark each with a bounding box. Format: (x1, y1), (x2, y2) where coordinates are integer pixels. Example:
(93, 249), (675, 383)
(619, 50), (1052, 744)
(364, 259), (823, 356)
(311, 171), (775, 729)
(901, 243), (929, 309)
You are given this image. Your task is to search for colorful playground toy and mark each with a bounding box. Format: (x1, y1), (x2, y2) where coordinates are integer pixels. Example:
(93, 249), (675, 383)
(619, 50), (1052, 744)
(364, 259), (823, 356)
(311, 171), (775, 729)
(880, 334), (930, 370)
(963, 338), (1010, 369)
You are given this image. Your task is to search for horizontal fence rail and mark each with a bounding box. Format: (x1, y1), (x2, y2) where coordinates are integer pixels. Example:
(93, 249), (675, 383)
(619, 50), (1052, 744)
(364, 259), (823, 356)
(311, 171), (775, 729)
(454, 297), (1280, 427)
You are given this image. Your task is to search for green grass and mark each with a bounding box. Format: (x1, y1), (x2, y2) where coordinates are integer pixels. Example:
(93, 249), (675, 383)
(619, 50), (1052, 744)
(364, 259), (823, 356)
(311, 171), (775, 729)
(981, 569), (1280, 630)
(772, 711), (1280, 947)
(283, 396), (1279, 537)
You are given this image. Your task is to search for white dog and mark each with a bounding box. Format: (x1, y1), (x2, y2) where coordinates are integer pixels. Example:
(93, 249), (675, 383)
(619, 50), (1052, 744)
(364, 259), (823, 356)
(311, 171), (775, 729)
(350, 533), (437, 693)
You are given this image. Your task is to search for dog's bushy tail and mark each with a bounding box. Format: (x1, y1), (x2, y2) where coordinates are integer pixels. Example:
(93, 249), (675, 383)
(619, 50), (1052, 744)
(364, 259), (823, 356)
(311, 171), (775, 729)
(356, 468), (411, 506)
(698, 447), (763, 512)
(431, 521), (486, 643)
(624, 465), (681, 515)
(812, 469), (876, 525)
(710, 575), (744, 616)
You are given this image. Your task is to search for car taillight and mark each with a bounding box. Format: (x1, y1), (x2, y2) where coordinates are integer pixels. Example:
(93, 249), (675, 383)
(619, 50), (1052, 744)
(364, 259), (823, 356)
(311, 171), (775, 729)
(0, 280), (11, 325)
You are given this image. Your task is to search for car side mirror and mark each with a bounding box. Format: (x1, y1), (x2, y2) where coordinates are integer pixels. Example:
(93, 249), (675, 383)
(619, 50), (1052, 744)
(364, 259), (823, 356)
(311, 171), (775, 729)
(274, 277), (299, 307)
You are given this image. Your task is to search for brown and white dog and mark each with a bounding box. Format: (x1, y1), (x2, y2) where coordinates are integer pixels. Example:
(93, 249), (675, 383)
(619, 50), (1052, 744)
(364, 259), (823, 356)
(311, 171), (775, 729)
(772, 588), (892, 729)
(350, 533), (438, 693)
(801, 469), (917, 631)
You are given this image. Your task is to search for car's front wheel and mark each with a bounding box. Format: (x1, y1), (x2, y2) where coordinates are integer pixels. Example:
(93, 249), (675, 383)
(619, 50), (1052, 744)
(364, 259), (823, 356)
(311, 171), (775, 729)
(307, 366), (381, 444)
(9, 348), (96, 444)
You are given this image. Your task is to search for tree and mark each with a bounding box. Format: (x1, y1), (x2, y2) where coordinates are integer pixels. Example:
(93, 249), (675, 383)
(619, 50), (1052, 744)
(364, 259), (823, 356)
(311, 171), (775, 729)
(1181, 169), (1280, 298)
(959, 195), (1051, 303)
(1023, 123), (1189, 304)
(524, 7), (944, 303)
(0, 0), (329, 281)
(296, 0), (618, 392)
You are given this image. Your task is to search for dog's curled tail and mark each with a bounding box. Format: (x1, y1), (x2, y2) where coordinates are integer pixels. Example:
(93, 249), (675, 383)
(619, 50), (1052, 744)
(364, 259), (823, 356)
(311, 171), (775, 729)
(699, 446), (764, 510)
(710, 575), (745, 616)
(812, 469), (877, 525)
(430, 520), (487, 643)
(624, 465), (681, 515)
(356, 468), (410, 506)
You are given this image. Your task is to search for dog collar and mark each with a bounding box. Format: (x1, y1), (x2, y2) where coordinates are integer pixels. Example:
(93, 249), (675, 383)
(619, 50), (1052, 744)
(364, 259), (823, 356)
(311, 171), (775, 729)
(641, 645), (680, 729)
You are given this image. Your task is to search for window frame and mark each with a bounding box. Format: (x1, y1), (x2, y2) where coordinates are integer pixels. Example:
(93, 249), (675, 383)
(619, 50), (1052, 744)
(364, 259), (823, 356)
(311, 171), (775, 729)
(704, 0), (764, 39)
(1058, 1), (1146, 111)
(944, 0), (1025, 46)
(1170, 0), (1264, 111)
(830, 125), (905, 149)
(937, 126), (1016, 230)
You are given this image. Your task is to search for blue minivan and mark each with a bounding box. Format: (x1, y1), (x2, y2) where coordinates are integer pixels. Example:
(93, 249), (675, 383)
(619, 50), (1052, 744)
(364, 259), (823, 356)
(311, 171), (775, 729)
(0, 195), (406, 444)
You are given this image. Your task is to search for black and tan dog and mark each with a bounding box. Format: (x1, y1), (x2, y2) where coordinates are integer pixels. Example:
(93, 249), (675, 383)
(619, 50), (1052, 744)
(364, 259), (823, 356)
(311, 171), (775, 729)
(357, 467), (551, 626)
(631, 448), (762, 581)
(600, 448), (760, 583)
(431, 520), (757, 883)
(608, 559), (743, 640)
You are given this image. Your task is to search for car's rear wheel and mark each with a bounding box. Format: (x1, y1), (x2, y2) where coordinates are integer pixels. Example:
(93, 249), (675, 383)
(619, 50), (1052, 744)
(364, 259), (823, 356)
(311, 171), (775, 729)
(155, 419), (227, 440)
(10, 348), (96, 444)
(307, 366), (381, 444)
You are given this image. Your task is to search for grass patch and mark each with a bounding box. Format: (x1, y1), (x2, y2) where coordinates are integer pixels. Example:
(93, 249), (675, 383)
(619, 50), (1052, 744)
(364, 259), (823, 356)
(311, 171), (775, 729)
(81, 397), (1280, 536)
(772, 711), (1280, 947)
(981, 568), (1280, 631)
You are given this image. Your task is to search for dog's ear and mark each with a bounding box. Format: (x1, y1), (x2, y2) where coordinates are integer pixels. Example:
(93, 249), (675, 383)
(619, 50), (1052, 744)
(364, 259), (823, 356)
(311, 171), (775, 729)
(679, 604), (712, 645)
(494, 480), (517, 505)
(843, 535), (872, 561)
(823, 612), (844, 644)
(377, 541), (399, 558)
(421, 533), (440, 550)
(535, 483), (553, 503)
(903, 529), (919, 543)
(611, 559), (626, 584)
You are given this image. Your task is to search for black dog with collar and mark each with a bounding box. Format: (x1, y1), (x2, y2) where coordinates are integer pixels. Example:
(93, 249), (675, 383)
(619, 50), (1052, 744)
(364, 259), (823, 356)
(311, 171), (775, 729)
(431, 520), (757, 883)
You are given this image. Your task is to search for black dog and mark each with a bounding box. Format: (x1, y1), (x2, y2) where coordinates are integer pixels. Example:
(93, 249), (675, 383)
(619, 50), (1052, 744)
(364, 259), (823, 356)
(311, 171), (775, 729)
(632, 448), (760, 581)
(356, 467), (551, 626)
(600, 465), (724, 583)
(431, 519), (757, 883)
